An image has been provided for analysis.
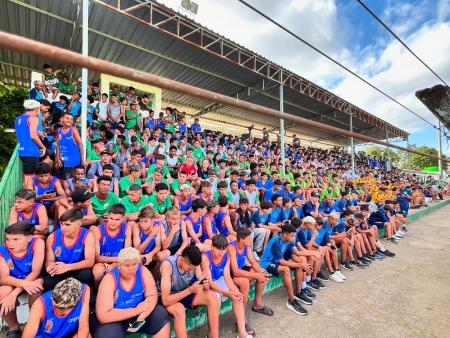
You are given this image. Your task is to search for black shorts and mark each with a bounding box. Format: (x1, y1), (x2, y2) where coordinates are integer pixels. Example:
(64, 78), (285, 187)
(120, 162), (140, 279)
(231, 265), (251, 278)
(93, 304), (170, 338)
(266, 263), (280, 277)
(158, 293), (198, 310)
(20, 156), (40, 175)
(169, 243), (182, 256)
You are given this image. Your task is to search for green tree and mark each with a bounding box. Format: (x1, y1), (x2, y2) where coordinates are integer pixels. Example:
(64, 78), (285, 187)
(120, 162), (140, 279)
(406, 145), (448, 171)
(0, 82), (28, 176)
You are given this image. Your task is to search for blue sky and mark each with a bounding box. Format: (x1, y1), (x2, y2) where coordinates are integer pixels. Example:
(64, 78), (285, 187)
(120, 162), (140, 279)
(158, 0), (450, 153)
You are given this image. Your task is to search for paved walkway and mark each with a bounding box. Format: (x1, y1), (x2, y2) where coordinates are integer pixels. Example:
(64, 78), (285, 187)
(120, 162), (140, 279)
(202, 204), (450, 338)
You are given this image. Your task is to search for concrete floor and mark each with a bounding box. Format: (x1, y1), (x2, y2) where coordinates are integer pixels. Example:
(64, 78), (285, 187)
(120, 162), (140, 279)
(198, 204), (450, 338)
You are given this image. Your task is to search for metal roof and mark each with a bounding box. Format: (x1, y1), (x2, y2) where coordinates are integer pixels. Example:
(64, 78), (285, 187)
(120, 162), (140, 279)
(0, 0), (408, 145)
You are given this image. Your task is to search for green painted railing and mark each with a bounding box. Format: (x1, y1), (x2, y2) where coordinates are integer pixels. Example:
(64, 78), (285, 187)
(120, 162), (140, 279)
(0, 145), (22, 243)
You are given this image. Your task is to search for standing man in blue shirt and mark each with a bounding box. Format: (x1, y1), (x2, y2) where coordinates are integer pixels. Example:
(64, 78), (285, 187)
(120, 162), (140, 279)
(15, 100), (47, 187)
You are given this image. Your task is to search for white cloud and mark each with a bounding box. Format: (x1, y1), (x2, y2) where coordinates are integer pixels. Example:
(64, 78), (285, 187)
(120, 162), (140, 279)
(157, 0), (449, 136)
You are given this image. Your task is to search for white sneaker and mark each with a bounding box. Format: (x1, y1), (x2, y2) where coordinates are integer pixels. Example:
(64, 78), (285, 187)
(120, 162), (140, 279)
(394, 235), (403, 240)
(253, 251), (260, 262)
(397, 230), (406, 236)
(329, 272), (343, 283)
(336, 270), (346, 280)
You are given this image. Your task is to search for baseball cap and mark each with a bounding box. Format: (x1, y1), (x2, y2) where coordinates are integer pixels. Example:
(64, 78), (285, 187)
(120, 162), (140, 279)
(303, 216), (316, 224)
(180, 184), (191, 191)
(100, 150), (111, 156)
(23, 99), (40, 110)
(71, 188), (95, 203)
(311, 192), (320, 198)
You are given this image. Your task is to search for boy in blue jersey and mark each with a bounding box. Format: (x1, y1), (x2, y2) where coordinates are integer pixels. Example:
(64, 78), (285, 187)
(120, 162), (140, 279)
(268, 194), (283, 231)
(281, 197), (294, 221)
(201, 235), (251, 338)
(259, 224), (309, 316)
(326, 212), (356, 271)
(290, 217), (328, 291)
(302, 192), (320, 217)
(92, 204), (133, 286)
(319, 195), (334, 217)
(23, 277), (91, 338)
(0, 222), (45, 338)
(44, 208), (95, 291)
(55, 112), (84, 180)
(9, 189), (49, 237)
(229, 228), (273, 336)
(313, 217), (346, 281)
(159, 245), (220, 338)
(133, 205), (168, 268)
(397, 181), (413, 217)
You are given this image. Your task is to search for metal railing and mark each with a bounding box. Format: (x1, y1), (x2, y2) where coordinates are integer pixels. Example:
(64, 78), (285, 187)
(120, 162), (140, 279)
(0, 145), (22, 243)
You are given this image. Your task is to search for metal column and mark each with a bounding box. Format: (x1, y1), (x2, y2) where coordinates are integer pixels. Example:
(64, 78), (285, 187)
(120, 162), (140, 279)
(386, 131), (391, 171)
(80, 0), (89, 163)
(350, 114), (355, 177)
(438, 120), (443, 178)
(280, 70), (285, 176)
(406, 136), (411, 171)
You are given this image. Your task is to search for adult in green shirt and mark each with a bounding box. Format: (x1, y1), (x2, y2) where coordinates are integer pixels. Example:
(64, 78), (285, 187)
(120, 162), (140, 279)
(91, 176), (119, 217)
(125, 102), (139, 129)
(121, 184), (150, 218)
(119, 164), (142, 197)
(148, 182), (173, 215)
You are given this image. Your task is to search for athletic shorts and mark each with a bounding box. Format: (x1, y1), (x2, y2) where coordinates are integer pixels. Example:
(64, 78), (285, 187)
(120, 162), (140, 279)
(20, 156), (39, 175)
(231, 265), (251, 278)
(169, 243), (182, 256)
(159, 293), (198, 310)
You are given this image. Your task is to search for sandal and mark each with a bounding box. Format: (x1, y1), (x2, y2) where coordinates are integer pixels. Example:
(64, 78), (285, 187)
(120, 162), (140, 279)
(245, 322), (256, 336)
(251, 305), (274, 316)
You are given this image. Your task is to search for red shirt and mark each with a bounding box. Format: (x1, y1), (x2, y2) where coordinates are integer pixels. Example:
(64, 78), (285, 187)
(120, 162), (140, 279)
(178, 164), (197, 176)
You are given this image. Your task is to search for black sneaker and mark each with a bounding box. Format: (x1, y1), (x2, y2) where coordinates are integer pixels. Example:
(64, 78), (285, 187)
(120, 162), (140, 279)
(295, 291), (313, 305)
(317, 270), (329, 282)
(353, 260), (366, 269)
(307, 280), (320, 291)
(367, 253), (376, 261)
(312, 279), (326, 290)
(388, 237), (399, 244)
(383, 250), (396, 257)
(361, 256), (372, 264)
(342, 260), (354, 270)
(303, 287), (316, 299)
(287, 299), (308, 315)
(401, 225), (408, 232)
(358, 259), (370, 267)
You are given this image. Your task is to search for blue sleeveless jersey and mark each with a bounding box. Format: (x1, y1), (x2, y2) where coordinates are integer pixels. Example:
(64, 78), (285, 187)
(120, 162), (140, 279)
(215, 211), (229, 236)
(16, 114), (40, 157)
(139, 226), (157, 254)
(111, 264), (145, 309)
(58, 127), (81, 167)
(230, 241), (247, 269)
(185, 214), (203, 236)
(33, 176), (58, 208)
(52, 228), (88, 263)
(204, 250), (228, 281)
(98, 222), (127, 257)
(0, 238), (36, 279)
(17, 203), (42, 226)
(36, 284), (86, 338)
(179, 196), (192, 212)
(199, 215), (217, 242)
